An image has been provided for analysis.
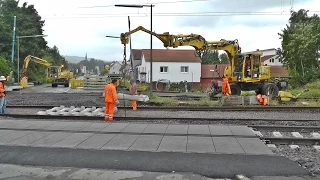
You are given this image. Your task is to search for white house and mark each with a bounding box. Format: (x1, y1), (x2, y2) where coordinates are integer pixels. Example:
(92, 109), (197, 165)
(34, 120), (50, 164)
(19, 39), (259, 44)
(246, 48), (283, 66)
(132, 49), (201, 83)
(109, 61), (122, 74)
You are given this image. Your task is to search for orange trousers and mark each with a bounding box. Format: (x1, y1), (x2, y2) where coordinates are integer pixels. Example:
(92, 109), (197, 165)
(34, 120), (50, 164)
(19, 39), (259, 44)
(131, 100), (137, 110)
(105, 102), (115, 121)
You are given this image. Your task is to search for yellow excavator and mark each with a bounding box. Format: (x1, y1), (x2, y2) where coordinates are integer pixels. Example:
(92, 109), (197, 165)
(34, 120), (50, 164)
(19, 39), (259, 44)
(20, 55), (73, 88)
(119, 26), (288, 98)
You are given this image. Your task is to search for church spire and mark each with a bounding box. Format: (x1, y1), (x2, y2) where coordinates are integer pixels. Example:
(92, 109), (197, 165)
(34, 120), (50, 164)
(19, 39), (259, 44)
(85, 52), (87, 61)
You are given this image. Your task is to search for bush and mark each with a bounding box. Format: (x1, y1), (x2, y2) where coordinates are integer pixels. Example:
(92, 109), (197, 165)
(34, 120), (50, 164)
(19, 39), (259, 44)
(191, 84), (206, 93)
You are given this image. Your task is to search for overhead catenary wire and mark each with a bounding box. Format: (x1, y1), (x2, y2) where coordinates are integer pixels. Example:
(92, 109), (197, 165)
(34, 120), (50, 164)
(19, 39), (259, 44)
(77, 0), (208, 8)
(40, 11), (320, 19)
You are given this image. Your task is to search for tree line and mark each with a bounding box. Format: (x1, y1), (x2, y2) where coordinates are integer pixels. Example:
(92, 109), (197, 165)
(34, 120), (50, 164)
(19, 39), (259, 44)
(277, 9), (320, 88)
(0, 0), (67, 81)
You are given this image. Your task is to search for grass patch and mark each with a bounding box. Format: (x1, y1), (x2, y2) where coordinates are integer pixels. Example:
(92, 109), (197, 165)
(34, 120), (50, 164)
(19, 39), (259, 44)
(241, 91), (256, 96)
(149, 95), (180, 106)
(289, 80), (320, 98)
(187, 97), (220, 106)
(149, 95), (219, 106)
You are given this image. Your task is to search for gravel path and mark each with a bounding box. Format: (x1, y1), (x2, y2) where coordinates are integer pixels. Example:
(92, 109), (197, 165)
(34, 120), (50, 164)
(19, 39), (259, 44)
(5, 92), (133, 107)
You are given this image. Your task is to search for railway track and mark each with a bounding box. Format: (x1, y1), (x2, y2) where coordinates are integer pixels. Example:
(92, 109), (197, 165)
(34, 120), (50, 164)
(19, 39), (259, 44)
(6, 105), (320, 111)
(248, 125), (320, 146)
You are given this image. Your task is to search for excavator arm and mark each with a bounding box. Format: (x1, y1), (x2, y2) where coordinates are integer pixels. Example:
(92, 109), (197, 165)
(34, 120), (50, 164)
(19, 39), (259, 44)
(120, 26), (209, 57)
(21, 55), (52, 78)
(120, 26), (241, 60)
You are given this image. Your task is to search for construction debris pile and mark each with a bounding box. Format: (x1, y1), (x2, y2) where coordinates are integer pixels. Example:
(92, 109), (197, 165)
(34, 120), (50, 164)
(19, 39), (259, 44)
(36, 106), (116, 117)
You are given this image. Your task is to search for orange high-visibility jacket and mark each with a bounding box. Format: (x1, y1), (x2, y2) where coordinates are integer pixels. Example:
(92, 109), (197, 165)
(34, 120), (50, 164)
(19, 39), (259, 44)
(0, 82), (5, 98)
(104, 83), (118, 103)
(222, 78), (231, 95)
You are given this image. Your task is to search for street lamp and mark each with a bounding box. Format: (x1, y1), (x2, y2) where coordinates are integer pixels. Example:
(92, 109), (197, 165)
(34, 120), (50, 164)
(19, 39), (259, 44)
(115, 4), (155, 96)
(16, 34), (48, 82)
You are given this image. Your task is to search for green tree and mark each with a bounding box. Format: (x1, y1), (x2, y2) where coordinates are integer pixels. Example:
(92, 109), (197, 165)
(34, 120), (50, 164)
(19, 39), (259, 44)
(201, 50), (220, 64)
(0, 0), (66, 81)
(0, 55), (10, 75)
(278, 9), (320, 87)
(219, 53), (228, 64)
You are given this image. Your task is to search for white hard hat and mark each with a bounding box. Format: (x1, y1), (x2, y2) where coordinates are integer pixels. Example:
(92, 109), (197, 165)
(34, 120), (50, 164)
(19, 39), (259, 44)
(0, 76), (6, 81)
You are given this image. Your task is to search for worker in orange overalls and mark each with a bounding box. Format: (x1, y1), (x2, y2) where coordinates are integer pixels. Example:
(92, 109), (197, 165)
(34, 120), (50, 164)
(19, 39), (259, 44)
(257, 94), (268, 106)
(129, 79), (137, 110)
(0, 76), (7, 114)
(222, 76), (231, 96)
(104, 79), (119, 121)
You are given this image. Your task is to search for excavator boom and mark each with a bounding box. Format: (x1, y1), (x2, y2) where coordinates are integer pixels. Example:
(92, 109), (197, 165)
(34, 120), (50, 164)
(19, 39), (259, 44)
(21, 55), (52, 77)
(120, 26), (240, 61)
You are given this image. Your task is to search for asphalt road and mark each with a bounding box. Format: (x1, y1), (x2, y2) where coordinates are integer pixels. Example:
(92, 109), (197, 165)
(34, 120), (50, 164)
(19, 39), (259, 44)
(0, 145), (308, 179)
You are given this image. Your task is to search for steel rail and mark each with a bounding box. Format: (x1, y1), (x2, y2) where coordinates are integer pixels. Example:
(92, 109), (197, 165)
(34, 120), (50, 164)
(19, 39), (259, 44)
(262, 137), (320, 145)
(6, 105), (320, 111)
(0, 114), (319, 122)
(249, 125), (320, 132)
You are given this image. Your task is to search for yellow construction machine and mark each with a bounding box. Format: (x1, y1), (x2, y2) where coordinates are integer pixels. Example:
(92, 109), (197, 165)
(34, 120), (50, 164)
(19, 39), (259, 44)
(20, 55), (72, 88)
(119, 26), (288, 98)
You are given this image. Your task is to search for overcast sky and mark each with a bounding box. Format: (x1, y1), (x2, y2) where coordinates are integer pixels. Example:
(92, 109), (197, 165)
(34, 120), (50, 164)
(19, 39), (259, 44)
(19, 0), (319, 61)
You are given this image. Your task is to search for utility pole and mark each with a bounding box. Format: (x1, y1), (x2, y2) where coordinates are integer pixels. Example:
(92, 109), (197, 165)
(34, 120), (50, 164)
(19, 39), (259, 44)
(128, 16), (134, 80)
(10, 16), (16, 83)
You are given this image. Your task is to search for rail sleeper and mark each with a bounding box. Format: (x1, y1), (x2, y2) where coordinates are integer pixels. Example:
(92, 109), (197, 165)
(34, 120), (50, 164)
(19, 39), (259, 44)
(291, 132), (304, 138)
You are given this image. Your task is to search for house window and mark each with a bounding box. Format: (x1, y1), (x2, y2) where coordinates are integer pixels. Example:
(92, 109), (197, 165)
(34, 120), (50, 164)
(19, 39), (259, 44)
(181, 66), (189, 73)
(160, 66), (168, 73)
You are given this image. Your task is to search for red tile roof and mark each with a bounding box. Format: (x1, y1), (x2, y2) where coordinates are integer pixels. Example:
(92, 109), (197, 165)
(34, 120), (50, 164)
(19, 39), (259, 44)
(140, 49), (201, 63)
(270, 66), (289, 77)
(262, 55), (276, 62)
(201, 64), (228, 78)
(132, 49), (142, 60)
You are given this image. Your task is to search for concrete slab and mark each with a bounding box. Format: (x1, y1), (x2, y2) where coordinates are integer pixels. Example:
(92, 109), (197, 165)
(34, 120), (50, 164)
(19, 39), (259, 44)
(60, 122), (92, 131)
(236, 138), (274, 155)
(188, 125), (210, 135)
(122, 123), (149, 133)
(0, 130), (14, 137)
(143, 124), (168, 134)
(0, 131), (32, 145)
(157, 136), (187, 152)
(187, 136), (215, 153)
(0, 146), (309, 179)
(0, 121), (36, 129)
(212, 137), (245, 154)
(6, 131), (53, 146)
(51, 133), (94, 148)
(129, 135), (163, 151)
(100, 123), (130, 133)
(24, 121), (58, 130)
(165, 124), (188, 135)
(76, 134), (117, 149)
(29, 132), (73, 147)
(229, 126), (256, 137)
(43, 121), (74, 130)
(209, 125), (233, 136)
(101, 134), (139, 150)
(79, 122), (110, 132)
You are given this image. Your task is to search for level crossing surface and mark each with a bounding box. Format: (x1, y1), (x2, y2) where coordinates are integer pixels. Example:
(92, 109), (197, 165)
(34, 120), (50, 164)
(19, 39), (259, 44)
(0, 118), (309, 179)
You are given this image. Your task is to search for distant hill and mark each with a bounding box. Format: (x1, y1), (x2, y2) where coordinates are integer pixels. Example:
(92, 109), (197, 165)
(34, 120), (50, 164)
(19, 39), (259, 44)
(64, 55), (107, 64)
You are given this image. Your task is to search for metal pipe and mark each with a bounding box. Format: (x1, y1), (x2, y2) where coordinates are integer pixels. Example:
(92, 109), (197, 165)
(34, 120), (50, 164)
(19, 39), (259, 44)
(150, 4), (153, 96)
(17, 38), (20, 81)
(10, 16), (16, 83)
